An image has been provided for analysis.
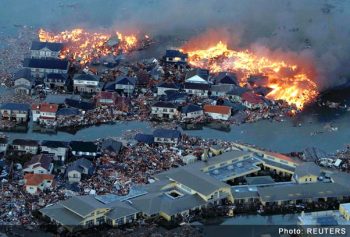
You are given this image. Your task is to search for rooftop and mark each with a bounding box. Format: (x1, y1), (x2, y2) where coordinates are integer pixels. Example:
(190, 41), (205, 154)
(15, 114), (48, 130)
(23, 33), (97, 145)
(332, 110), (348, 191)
(23, 58), (69, 70)
(203, 104), (231, 115)
(31, 41), (64, 52)
(24, 173), (54, 186)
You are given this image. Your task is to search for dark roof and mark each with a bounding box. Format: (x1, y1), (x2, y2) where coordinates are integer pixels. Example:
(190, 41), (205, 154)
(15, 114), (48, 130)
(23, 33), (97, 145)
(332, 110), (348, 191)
(157, 82), (179, 89)
(184, 82), (210, 90)
(115, 76), (137, 86)
(66, 158), (94, 175)
(152, 101), (177, 108)
(181, 104), (202, 114)
(31, 41), (64, 52)
(70, 141), (98, 153)
(294, 162), (321, 178)
(73, 74), (99, 82)
(185, 68), (209, 80)
(65, 99), (95, 111)
(153, 129), (181, 139)
(41, 140), (69, 148)
(101, 139), (123, 153)
(215, 72), (238, 85)
(12, 139), (39, 146)
(46, 73), (68, 81)
(24, 153), (53, 171)
(134, 133), (155, 144)
(0, 103), (30, 111)
(57, 107), (81, 116)
(13, 68), (32, 80)
(24, 58), (69, 70)
(227, 86), (249, 96)
(165, 50), (188, 59)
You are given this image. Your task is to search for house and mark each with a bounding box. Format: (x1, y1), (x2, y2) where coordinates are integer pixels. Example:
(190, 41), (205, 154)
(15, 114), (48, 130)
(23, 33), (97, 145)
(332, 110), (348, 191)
(0, 103), (30, 123)
(165, 91), (188, 104)
(24, 173), (54, 194)
(66, 158), (94, 183)
(134, 133), (155, 145)
(101, 139), (123, 155)
(65, 99), (95, 111)
(227, 86), (248, 102)
(73, 74), (101, 93)
(13, 68), (34, 95)
(181, 104), (203, 120)
(57, 108), (81, 119)
(203, 104), (231, 121)
(95, 91), (117, 106)
(12, 139), (39, 154)
(41, 140), (69, 162)
(293, 162), (321, 183)
(23, 58), (69, 78)
(30, 41), (64, 59)
(214, 72), (238, 85)
(151, 101), (179, 119)
(31, 103), (59, 123)
(156, 82), (179, 96)
(70, 141), (99, 158)
(164, 49), (188, 65)
(185, 68), (209, 84)
(247, 74), (269, 87)
(115, 76), (137, 94)
(211, 84), (235, 97)
(241, 92), (266, 109)
(153, 129), (181, 144)
(0, 137), (8, 153)
(44, 73), (68, 90)
(184, 83), (210, 97)
(23, 154), (54, 174)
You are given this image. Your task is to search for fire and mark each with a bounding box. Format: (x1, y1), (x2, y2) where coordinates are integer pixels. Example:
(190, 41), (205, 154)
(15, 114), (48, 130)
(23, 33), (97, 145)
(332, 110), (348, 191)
(182, 41), (318, 109)
(38, 28), (138, 64)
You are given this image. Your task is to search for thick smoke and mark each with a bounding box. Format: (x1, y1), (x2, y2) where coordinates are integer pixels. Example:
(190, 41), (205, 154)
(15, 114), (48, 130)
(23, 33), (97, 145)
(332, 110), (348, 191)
(3, 0), (350, 90)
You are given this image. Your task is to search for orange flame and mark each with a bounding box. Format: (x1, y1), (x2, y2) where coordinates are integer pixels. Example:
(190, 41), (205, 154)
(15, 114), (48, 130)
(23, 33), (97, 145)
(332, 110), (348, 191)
(182, 41), (318, 109)
(39, 28), (138, 65)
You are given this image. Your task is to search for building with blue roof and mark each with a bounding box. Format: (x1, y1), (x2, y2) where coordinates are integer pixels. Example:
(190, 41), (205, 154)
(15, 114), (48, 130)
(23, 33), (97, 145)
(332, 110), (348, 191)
(30, 41), (64, 59)
(24, 58), (69, 78)
(115, 76), (137, 94)
(13, 68), (34, 95)
(45, 73), (68, 90)
(164, 49), (188, 65)
(153, 128), (181, 144)
(134, 133), (155, 145)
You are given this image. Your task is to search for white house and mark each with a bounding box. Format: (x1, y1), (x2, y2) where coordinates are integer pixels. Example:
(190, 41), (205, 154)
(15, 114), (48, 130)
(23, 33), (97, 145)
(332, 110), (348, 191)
(0, 137), (8, 153)
(153, 129), (181, 144)
(181, 104), (203, 120)
(24, 173), (54, 194)
(156, 82), (179, 96)
(184, 83), (210, 97)
(66, 158), (94, 183)
(32, 103), (59, 123)
(115, 76), (137, 94)
(13, 69), (34, 95)
(203, 105), (231, 121)
(73, 74), (101, 93)
(185, 68), (209, 84)
(41, 140), (69, 162)
(23, 58), (69, 78)
(23, 154), (53, 174)
(151, 101), (179, 119)
(12, 139), (39, 154)
(30, 41), (64, 59)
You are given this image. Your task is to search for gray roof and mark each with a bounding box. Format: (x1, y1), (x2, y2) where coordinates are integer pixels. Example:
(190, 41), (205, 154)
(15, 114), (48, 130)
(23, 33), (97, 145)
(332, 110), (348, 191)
(31, 41), (64, 52)
(294, 162), (321, 178)
(153, 129), (181, 139)
(13, 68), (32, 81)
(40, 202), (83, 226)
(185, 68), (209, 80)
(106, 201), (139, 220)
(211, 84), (235, 93)
(245, 176), (275, 185)
(66, 158), (93, 174)
(203, 150), (252, 167)
(73, 73), (99, 82)
(101, 139), (123, 153)
(61, 195), (106, 217)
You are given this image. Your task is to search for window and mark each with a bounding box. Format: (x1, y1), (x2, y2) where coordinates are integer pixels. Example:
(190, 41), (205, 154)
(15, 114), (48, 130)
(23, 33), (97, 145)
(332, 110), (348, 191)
(96, 216), (105, 225)
(85, 220), (94, 227)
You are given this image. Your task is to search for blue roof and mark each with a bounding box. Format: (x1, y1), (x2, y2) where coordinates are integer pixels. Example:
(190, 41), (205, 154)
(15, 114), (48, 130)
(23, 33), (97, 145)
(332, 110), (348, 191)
(0, 103), (30, 111)
(134, 133), (154, 144)
(153, 129), (181, 139)
(57, 108), (81, 116)
(46, 73), (68, 81)
(73, 73), (99, 82)
(181, 104), (202, 113)
(116, 76), (137, 86)
(24, 58), (69, 70)
(31, 41), (64, 52)
(65, 99), (95, 111)
(165, 50), (188, 58)
(13, 68), (32, 80)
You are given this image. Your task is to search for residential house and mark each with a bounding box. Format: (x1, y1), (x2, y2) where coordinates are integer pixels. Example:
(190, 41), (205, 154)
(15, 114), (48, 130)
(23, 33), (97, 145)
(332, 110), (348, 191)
(211, 84), (235, 97)
(70, 141), (99, 159)
(227, 86), (248, 102)
(241, 92), (266, 109)
(73, 74), (101, 93)
(23, 154), (54, 174)
(23, 58), (69, 78)
(181, 104), (203, 120)
(203, 105), (231, 121)
(101, 139), (123, 156)
(156, 82), (179, 96)
(165, 91), (188, 104)
(41, 140), (69, 162)
(115, 76), (137, 94)
(44, 73), (68, 90)
(184, 83), (210, 97)
(214, 72), (238, 85)
(57, 108), (81, 119)
(30, 41), (64, 59)
(153, 129), (181, 144)
(164, 49), (188, 65)
(95, 91), (117, 106)
(13, 68), (34, 95)
(12, 139), (39, 154)
(151, 101), (179, 119)
(185, 68), (209, 84)
(134, 133), (155, 145)
(65, 99), (95, 111)
(31, 103), (59, 123)
(0, 103), (30, 123)
(66, 158), (94, 183)
(24, 173), (54, 194)
(0, 137), (8, 153)
(293, 162), (321, 184)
